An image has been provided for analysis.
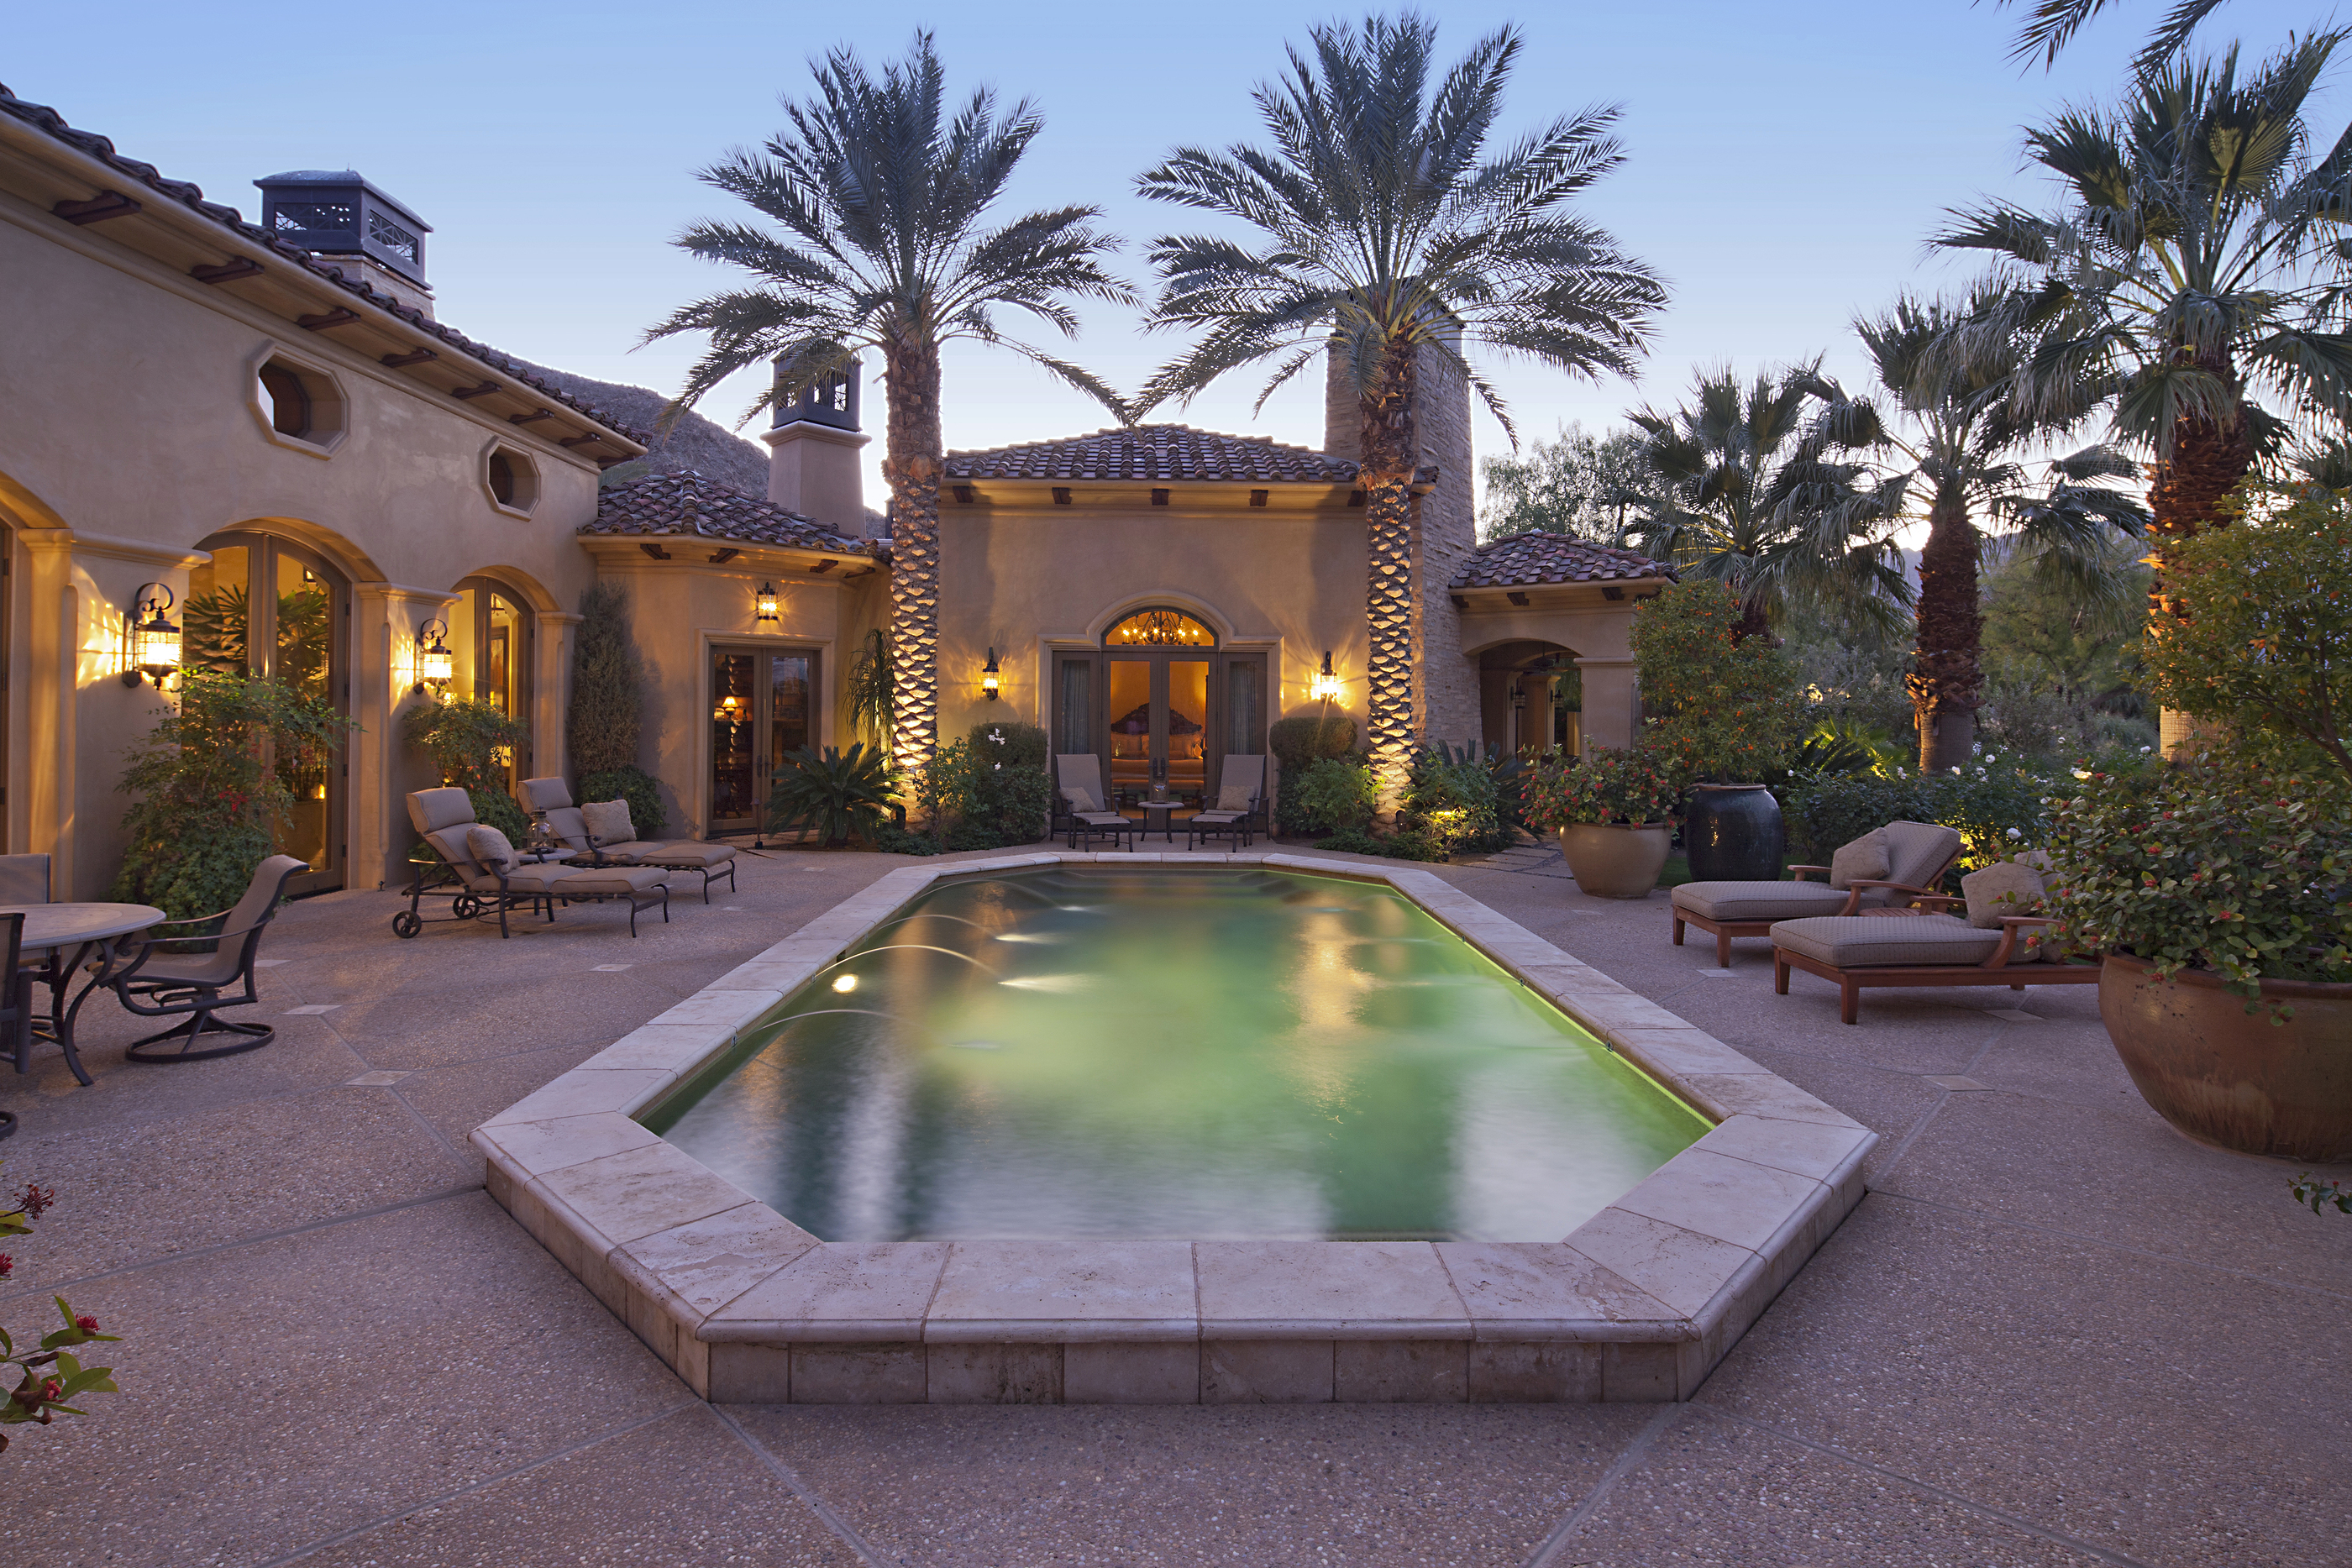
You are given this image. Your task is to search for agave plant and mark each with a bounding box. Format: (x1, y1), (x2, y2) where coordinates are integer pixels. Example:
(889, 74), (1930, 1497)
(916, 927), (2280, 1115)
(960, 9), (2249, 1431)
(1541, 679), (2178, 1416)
(767, 743), (899, 847)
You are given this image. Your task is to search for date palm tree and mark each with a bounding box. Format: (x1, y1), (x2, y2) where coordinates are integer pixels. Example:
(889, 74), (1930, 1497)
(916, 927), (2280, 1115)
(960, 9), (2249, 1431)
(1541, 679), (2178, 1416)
(1808, 292), (2147, 771)
(1932, 35), (2352, 745)
(1130, 12), (1664, 800)
(644, 33), (1131, 768)
(1997, 0), (2231, 72)
(1620, 363), (1908, 643)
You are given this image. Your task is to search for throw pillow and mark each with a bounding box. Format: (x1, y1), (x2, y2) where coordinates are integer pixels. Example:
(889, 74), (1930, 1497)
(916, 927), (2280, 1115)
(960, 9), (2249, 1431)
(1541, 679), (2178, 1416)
(1216, 782), (1256, 812)
(1961, 860), (2045, 930)
(1064, 783), (1102, 814)
(1829, 829), (1890, 890)
(465, 823), (517, 872)
(582, 800), (636, 843)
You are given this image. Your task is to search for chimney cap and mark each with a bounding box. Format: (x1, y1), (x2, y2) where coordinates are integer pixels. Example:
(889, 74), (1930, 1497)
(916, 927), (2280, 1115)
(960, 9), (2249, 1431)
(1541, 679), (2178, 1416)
(255, 170), (432, 286)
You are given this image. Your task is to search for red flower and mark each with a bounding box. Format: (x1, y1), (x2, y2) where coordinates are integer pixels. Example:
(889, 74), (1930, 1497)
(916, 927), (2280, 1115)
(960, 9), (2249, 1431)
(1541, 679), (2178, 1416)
(0, 1254), (10, 1278)
(74, 1315), (97, 1335)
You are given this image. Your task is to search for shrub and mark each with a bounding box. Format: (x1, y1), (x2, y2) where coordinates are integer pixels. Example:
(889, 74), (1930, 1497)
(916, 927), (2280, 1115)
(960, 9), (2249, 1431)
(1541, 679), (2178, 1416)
(869, 821), (941, 856)
(3, 1156), (123, 1454)
(1268, 711), (1357, 774)
(569, 581), (643, 777)
(1294, 756), (1377, 832)
(1632, 582), (1809, 783)
(1401, 747), (1507, 857)
(404, 698), (526, 794)
(2141, 480), (2352, 789)
(1523, 747), (1680, 828)
(848, 627), (894, 754)
(112, 670), (353, 924)
(2043, 753), (2351, 1008)
(969, 719), (1049, 771)
(1316, 825), (1446, 861)
(767, 743), (897, 847)
(580, 765), (665, 842)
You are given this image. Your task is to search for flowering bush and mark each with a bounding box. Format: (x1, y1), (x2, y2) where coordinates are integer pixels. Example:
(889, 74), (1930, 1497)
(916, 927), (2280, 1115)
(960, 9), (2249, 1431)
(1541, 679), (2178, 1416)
(2041, 754), (2352, 1009)
(1, 1161), (120, 1454)
(1630, 583), (1809, 784)
(1523, 747), (1681, 828)
(1779, 744), (2158, 878)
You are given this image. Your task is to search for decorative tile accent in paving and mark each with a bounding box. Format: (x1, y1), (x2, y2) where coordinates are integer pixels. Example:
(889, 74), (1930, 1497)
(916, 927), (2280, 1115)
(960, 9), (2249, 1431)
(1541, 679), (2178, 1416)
(471, 852), (1875, 1406)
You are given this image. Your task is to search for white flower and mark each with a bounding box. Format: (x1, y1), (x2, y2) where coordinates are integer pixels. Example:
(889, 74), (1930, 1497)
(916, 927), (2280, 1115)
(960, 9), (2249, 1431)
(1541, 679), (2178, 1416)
(2006, 826), (2022, 839)
(2139, 745), (2152, 753)
(2072, 769), (2092, 780)
(1951, 766), (1962, 775)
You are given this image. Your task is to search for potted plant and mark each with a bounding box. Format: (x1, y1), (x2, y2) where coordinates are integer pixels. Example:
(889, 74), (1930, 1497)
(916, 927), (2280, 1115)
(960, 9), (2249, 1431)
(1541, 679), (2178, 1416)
(1630, 583), (1809, 879)
(1524, 747), (1679, 898)
(2051, 481), (2352, 1162)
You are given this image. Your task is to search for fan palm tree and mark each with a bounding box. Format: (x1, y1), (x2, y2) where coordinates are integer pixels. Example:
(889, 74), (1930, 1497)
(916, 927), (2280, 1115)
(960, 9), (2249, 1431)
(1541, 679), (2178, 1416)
(644, 34), (1131, 768)
(1807, 292), (2147, 771)
(1933, 37), (2352, 547)
(1620, 363), (1908, 643)
(1130, 12), (1665, 800)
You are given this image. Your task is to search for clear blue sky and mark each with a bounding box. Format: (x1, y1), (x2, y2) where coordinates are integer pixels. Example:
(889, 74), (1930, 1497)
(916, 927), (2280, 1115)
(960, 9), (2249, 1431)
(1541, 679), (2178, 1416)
(5, 0), (2332, 506)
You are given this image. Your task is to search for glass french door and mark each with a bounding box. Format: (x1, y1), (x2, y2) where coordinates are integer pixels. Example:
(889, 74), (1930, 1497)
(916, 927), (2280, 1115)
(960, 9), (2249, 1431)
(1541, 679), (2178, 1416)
(449, 577), (533, 794)
(186, 531), (349, 895)
(710, 646), (816, 835)
(1057, 643), (1266, 810)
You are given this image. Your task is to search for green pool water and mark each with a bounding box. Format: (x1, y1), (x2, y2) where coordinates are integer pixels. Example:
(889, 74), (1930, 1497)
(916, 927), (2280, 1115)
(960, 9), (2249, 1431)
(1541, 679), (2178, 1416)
(647, 867), (1708, 1242)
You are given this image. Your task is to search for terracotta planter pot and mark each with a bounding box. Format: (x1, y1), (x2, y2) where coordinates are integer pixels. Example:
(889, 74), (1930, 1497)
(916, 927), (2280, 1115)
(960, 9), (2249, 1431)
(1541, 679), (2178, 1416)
(2099, 954), (2352, 1162)
(1557, 824), (1672, 899)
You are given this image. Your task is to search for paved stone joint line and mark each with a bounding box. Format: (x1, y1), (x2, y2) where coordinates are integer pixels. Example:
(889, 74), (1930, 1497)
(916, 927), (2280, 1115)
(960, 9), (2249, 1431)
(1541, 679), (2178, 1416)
(1524, 1403), (1683, 1566)
(709, 1402), (895, 1565)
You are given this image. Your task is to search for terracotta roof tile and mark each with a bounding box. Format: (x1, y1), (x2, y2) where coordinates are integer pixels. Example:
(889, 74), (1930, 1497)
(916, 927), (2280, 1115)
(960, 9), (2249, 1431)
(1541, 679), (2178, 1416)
(1452, 532), (1671, 590)
(584, 471), (875, 555)
(0, 84), (645, 447)
(945, 424), (1357, 484)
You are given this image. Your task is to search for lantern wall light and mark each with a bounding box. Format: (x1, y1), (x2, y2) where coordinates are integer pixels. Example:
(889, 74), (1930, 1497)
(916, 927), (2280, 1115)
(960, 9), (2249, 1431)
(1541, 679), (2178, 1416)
(413, 617), (454, 695)
(714, 692), (746, 724)
(1310, 650), (1342, 704)
(755, 583), (780, 624)
(981, 647), (1000, 700)
(121, 582), (181, 690)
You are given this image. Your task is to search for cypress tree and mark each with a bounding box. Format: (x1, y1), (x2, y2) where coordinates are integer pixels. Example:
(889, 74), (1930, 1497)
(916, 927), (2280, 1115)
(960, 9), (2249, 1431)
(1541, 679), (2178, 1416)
(569, 581), (643, 777)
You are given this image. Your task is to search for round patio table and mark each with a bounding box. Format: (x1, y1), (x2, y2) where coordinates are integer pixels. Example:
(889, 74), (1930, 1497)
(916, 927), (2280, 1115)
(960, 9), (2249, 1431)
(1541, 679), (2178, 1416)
(1, 902), (165, 1088)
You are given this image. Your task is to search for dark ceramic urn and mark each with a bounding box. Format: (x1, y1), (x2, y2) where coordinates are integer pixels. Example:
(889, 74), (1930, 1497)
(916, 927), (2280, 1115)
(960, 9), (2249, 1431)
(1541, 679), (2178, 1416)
(1683, 784), (1786, 881)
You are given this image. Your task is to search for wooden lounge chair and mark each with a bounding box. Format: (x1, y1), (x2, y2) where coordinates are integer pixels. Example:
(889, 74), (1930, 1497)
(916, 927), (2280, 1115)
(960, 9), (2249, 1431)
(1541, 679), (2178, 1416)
(108, 854), (307, 1062)
(1187, 754), (1268, 850)
(1672, 821), (1965, 968)
(517, 777), (739, 903)
(1769, 881), (2097, 1024)
(1053, 754), (1136, 852)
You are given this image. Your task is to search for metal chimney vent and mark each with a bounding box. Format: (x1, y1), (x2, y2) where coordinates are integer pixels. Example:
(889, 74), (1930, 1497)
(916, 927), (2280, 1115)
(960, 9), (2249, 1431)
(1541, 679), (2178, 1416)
(254, 170), (432, 286)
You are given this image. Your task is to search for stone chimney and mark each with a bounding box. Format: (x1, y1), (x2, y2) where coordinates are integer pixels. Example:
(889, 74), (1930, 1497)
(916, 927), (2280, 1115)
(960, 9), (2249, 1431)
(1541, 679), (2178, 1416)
(764, 357), (869, 532)
(1324, 338), (1482, 748)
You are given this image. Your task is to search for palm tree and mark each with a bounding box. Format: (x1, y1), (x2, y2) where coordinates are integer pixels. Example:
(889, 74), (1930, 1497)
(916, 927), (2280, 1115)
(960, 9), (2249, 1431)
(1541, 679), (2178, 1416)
(1809, 293), (2147, 771)
(1998, 0), (2233, 72)
(1130, 12), (1665, 802)
(1932, 36), (2352, 746)
(1620, 363), (1907, 643)
(644, 34), (1131, 768)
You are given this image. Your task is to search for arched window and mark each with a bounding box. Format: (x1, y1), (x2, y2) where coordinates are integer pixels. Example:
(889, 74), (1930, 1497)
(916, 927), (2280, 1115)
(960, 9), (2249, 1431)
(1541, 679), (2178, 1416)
(1103, 607), (1216, 648)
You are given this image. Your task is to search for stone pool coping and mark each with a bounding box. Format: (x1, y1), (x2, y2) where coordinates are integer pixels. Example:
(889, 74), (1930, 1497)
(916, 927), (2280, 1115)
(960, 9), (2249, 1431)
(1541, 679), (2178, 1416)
(471, 852), (1874, 1405)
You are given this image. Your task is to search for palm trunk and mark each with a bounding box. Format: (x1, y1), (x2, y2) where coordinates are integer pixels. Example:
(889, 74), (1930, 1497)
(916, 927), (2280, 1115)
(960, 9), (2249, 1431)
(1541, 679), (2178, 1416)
(882, 333), (943, 776)
(2146, 370), (2253, 757)
(1909, 482), (1981, 773)
(1359, 339), (1419, 817)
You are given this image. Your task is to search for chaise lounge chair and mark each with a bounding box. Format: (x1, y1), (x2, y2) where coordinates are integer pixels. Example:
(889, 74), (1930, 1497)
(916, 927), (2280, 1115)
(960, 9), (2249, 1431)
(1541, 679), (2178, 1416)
(1671, 821), (1965, 968)
(516, 777), (739, 903)
(1053, 755), (1137, 852)
(1187, 754), (1268, 850)
(107, 854), (307, 1061)
(1768, 859), (2099, 1023)
(405, 788), (670, 937)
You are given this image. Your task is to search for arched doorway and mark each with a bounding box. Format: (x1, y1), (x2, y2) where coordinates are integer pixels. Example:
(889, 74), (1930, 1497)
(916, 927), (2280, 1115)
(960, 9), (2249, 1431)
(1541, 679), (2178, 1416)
(449, 575), (536, 793)
(186, 529), (352, 894)
(1477, 640), (1579, 757)
(1053, 606), (1265, 807)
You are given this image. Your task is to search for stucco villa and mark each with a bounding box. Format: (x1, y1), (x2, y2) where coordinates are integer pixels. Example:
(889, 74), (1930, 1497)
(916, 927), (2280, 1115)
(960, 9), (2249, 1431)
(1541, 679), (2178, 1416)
(0, 86), (1667, 900)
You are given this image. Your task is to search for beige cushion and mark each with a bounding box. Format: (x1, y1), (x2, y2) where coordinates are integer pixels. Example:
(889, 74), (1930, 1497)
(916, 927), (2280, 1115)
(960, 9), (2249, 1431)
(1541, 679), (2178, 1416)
(543, 805), (592, 848)
(1880, 821), (1964, 889)
(1829, 830), (1889, 889)
(639, 842), (737, 868)
(516, 776), (572, 813)
(1672, 880), (1851, 922)
(500, 865), (586, 895)
(1962, 861), (2045, 929)
(1216, 782), (1256, 811)
(407, 787), (475, 836)
(582, 800), (636, 842)
(1064, 783), (1103, 814)
(465, 824), (517, 872)
(560, 866), (669, 897)
(1772, 914), (2026, 968)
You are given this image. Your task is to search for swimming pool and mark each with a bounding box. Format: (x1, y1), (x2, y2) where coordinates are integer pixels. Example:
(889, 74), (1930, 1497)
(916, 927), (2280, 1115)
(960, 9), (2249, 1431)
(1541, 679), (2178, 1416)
(647, 866), (1708, 1242)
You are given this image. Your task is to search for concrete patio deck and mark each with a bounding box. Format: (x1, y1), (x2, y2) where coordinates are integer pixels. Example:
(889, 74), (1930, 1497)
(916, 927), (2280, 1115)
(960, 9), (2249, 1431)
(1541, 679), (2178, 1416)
(2, 843), (2344, 1567)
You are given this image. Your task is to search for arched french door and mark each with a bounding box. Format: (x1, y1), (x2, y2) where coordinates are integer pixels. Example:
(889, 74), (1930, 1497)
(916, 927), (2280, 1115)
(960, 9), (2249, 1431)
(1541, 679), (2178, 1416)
(186, 529), (351, 894)
(449, 575), (535, 793)
(1053, 607), (1265, 808)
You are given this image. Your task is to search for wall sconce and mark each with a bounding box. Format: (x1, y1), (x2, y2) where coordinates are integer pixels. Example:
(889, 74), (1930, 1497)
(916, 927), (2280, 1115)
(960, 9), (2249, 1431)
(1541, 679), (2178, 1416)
(714, 692), (746, 724)
(981, 647), (1000, 700)
(755, 583), (780, 624)
(1310, 650), (1341, 704)
(412, 618), (454, 695)
(121, 583), (181, 689)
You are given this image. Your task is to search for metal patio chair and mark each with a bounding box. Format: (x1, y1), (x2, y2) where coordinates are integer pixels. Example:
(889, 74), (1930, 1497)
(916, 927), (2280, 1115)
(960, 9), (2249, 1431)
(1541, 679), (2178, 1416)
(108, 854), (307, 1062)
(517, 777), (738, 903)
(1186, 754), (1268, 850)
(1053, 754), (1137, 852)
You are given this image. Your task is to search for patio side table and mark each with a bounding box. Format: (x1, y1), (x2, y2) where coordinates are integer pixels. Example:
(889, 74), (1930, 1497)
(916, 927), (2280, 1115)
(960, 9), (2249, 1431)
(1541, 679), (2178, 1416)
(3, 902), (166, 1087)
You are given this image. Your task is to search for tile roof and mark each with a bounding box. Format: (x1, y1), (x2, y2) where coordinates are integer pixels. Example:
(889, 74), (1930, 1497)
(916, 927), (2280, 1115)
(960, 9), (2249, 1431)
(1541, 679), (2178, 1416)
(1451, 532), (1671, 590)
(0, 84), (644, 447)
(584, 470), (875, 555)
(944, 424), (1358, 484)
